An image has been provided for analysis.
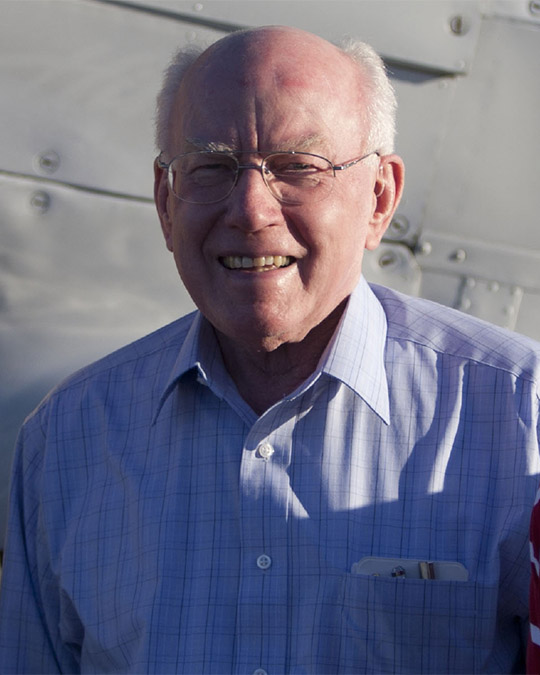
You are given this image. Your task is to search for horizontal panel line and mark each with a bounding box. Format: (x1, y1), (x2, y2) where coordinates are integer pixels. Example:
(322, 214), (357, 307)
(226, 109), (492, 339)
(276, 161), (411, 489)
(89, 0), (464, 76)
(0, 169), (154, 204)
(90, 0), (245, 33)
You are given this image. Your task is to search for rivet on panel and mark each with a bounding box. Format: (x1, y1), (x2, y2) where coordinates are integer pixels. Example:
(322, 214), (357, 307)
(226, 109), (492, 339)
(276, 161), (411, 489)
(378, 251), (398, 269)
(450, 249), (467, 262)
(34, 150), (60, 174)
(30, 190), (51, 213)
(193, 2), (203, 11)
(416, 241), (432, 256)
(388, 215), (410, 240)
(450, 15), (463, 34)
(449, 15), (469, 35)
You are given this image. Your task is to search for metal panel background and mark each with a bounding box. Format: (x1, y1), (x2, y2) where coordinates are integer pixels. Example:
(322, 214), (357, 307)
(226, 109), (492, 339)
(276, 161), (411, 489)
(416, 14), (540, 337)
(1, 0), (226, 197)
(120, 0), (483, 73)
(1, 0), (539, 540)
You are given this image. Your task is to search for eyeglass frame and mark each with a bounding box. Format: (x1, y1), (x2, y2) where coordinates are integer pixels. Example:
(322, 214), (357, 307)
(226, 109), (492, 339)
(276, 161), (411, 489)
(156, 149), (381, 205)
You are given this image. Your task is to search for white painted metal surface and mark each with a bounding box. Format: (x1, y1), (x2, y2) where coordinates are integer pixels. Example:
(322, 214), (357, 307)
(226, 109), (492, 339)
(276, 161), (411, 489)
(1, 0), (539, 539)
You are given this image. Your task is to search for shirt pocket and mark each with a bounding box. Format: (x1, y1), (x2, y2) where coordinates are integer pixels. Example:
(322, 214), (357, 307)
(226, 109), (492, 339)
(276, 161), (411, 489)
(338, 573), (498, 674)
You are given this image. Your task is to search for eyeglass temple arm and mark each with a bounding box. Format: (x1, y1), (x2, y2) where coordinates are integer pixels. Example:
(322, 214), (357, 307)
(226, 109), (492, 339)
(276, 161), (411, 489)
(333, 151), (380, 171)
(156, 153), (169, 169)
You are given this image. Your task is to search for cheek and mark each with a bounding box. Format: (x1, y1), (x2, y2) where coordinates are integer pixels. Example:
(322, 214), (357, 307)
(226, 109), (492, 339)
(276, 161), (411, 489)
(313, 207), (371, 262)
(173, 234), (202, 278)
(169, 206), (206, 259)
(315, 215), (370, 286)
(169, 215), (218, 294)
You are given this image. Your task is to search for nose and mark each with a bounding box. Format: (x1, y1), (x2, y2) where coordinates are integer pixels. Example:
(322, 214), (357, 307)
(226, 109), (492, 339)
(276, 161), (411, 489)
(223, 163), (283, 232)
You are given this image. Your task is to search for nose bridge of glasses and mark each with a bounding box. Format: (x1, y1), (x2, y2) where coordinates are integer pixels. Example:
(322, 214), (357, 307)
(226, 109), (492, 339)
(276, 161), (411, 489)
(233, 159), (276, 202)
(236, 160), (270, 176)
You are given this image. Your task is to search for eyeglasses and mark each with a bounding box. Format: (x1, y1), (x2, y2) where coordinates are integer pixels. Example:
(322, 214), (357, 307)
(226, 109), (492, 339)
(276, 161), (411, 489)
(156, 150), (379, 205)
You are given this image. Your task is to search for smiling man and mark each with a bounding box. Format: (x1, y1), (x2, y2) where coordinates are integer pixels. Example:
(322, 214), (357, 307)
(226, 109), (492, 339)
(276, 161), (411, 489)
(1, 26), (540, 675)
(153, 27), (403, 414)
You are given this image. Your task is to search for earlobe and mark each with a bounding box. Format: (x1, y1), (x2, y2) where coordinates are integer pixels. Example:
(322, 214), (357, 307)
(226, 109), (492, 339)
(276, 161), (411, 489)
(154, 159), (174, 252)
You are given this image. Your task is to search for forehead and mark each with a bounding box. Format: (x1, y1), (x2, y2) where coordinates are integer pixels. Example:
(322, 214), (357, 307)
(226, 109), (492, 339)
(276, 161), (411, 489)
(172, 31), (368, 154)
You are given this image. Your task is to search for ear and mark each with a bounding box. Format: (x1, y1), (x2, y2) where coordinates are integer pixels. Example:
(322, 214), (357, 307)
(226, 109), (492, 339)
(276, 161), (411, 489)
(365, 154), (405, 250)
(154, 158), (174, 252)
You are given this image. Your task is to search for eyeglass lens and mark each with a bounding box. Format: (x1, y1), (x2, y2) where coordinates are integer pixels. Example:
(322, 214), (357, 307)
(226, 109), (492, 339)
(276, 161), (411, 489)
(168, 152), (335, 204)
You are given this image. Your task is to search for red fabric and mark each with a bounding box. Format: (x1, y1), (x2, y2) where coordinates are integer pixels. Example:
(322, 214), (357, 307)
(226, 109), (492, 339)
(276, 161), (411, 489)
(528, 492), (540, 674)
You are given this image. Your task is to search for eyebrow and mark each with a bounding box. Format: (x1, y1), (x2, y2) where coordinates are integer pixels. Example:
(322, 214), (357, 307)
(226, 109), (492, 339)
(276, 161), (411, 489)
(185, 138), (235, 152)
(184, 134), (328, 154)
(281, 134), (328, 153)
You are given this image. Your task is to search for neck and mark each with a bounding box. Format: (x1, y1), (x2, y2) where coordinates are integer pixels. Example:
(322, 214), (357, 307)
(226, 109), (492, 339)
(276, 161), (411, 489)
(216, 301), (347, 415)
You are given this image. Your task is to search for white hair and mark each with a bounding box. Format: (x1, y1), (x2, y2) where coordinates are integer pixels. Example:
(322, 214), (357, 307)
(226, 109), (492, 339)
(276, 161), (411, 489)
(155, 44), (205, 154)
(154, 33), (397, 155)
(339, 38), (397, 155)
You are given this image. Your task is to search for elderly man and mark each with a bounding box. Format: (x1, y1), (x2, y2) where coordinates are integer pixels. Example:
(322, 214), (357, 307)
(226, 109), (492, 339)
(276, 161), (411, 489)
(1, 25), (539, 674)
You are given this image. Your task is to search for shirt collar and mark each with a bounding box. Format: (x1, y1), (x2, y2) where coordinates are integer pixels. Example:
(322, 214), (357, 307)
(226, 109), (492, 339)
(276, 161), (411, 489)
(154, 276), (389, 425)
(153, 312), (221, 424)
(321, 277), (390, 424)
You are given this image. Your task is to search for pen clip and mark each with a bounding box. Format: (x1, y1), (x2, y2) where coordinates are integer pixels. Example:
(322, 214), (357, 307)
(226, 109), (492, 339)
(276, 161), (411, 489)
(418, 561), (436, 579)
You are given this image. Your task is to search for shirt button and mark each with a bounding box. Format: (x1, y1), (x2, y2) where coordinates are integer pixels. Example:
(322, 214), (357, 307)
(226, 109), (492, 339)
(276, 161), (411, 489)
(256, 554), (272, 570)
(252, 669), (268, 675)
(257, 442), (274, 459)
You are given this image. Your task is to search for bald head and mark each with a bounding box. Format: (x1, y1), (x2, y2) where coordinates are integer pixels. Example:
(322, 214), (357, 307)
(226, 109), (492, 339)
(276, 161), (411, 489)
(193, 25), (352, 79)
(155, 26), (396, 156)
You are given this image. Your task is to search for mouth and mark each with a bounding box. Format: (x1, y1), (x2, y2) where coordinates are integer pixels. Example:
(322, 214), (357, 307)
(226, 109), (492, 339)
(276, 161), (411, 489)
(220, 255), (294, 272)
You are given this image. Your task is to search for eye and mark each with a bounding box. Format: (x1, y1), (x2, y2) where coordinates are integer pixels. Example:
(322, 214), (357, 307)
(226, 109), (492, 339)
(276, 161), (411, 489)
(179, 154), (236, 184)
(269, 159), (319, 175)
(266, 153), (330, 178)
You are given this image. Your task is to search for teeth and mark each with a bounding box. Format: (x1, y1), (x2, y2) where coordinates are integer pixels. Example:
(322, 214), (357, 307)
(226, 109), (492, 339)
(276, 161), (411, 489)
(222, 255), (291, 270)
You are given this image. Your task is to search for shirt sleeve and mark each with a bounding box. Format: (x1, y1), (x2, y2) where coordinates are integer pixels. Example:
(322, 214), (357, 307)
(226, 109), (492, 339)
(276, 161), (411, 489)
(0, 409), (80, 674)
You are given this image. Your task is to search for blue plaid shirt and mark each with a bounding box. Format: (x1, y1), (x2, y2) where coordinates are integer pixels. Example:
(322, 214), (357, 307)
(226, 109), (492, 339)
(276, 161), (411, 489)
(1, 278), (540, 674)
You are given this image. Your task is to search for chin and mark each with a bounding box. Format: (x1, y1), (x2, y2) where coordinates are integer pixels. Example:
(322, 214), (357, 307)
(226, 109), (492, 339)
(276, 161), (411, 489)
(214, 314), (307, 352)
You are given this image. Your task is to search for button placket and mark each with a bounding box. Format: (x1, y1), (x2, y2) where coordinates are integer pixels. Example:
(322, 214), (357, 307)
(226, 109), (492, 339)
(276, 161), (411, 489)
(236, 418), (293, 674)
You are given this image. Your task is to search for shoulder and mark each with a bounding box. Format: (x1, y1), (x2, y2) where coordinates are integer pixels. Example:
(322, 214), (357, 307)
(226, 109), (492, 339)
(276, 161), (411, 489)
(29, 311), (198, 421)
(370, 283), (540, 387)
